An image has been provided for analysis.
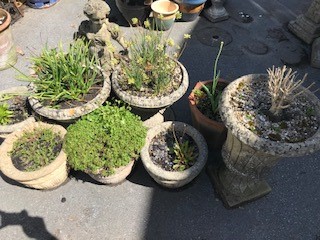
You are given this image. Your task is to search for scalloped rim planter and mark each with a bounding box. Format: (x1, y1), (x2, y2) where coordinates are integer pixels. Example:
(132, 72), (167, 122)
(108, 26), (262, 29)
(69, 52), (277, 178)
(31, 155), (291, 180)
(0, 86), (35, 138)
(28, 71), (111, 122)
(141, 121), (208, 188)
(188, 79), (229, 151)
(112, 60), (189, 109)
(88, 160), (135, 185)
(0, 122), (68, 190)
(213, 74), (320, 208)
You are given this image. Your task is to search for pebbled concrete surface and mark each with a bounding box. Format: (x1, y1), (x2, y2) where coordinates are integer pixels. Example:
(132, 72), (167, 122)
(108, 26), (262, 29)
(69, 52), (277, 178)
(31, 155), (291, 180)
(1, 0), (320, 239)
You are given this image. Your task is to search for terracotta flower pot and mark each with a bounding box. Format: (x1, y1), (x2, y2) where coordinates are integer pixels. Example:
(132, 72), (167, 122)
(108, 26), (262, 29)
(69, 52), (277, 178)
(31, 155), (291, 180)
(141, 121), (208, 188)
(151, 0), (179, 30)
(188, 79), (229, 151)
(0, 9), (17, 70)
(176, 2), (205, 22)
(0, 122), (69, 190)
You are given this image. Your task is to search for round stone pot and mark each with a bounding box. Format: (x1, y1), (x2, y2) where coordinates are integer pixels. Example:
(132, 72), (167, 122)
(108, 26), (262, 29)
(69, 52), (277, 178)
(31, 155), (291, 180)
(28, 71), (111, 123)
(0, 9), (17, 70)
(141, 121), (208, 188)
(0, 86), (35, 138)
(188, 79), (229, 151)
(88, 160), (135, 185)
(151, 0), (179, 30)
(0, 122), (69, 190)
(111, 60), (189, 128)
(215, 74), (320, 208)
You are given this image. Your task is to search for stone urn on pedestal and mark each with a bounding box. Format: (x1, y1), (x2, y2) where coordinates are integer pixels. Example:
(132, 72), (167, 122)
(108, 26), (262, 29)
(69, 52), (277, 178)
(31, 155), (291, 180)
(210, 67), (320, 208)
(203, 0), (229, 23)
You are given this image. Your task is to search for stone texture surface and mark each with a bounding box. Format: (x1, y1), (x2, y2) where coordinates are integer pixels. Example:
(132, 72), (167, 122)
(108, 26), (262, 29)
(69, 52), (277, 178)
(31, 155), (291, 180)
(141, 121), (208, 188)
(311, 37), (320, 68)
(0, 122), (68, 190)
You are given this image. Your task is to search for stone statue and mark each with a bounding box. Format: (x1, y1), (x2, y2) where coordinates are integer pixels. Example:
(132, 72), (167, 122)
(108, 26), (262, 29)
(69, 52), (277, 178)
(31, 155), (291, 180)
(78, 0), (127, 76)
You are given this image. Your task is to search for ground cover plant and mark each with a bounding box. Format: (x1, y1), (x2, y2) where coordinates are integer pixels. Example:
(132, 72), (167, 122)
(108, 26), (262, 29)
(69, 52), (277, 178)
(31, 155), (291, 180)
(64, 102), (147, 176)
(10, 128), (62, 171)
(0, 94), (29, 125)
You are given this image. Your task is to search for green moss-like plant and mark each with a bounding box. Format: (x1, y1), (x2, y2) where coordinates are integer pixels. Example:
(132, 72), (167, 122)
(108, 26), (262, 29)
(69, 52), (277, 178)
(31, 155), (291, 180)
(10, 128), (62, 172)
(64, 103), (147, 176)
(0, 103), (13, 125)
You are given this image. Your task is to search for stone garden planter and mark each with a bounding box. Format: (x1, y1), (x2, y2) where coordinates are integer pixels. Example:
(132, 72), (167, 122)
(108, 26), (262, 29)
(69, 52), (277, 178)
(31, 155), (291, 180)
(212, 74), (320, 208)
(0, 86), (35, 138)
(28, 71), (111, 123)
(141, 121), (208, 188)
(88, 160), (135, 185)
(112, 60), (189, 128)
(0, 122), (68, 190)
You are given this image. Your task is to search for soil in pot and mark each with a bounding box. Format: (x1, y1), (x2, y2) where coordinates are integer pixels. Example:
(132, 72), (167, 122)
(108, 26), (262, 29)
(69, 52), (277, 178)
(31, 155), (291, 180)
(230, 77), (318, 143)
(149, 127), (199, 171)
(10, 128), (63, 172)
(1, 95), (29, 125)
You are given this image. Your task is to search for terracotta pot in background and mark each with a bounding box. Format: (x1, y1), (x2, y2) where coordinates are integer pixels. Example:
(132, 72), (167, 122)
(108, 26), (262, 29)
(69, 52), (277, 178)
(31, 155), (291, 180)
(178, 2), (205, 22)
(0, 9), (17, 71)
(188, 79), (229, 151)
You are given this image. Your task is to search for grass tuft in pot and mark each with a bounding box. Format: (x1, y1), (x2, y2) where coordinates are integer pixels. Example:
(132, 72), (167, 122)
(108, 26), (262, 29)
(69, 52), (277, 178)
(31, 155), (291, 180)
(64, 102), (147, 176)
(10, 128), (62, 172)
(0, 102), (13, 125)
(17, 38), (102, 107)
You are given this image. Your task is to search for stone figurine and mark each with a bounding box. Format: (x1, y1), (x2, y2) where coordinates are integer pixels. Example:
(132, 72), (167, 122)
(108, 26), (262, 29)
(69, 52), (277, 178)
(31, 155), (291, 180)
(78, 0), (127, 76)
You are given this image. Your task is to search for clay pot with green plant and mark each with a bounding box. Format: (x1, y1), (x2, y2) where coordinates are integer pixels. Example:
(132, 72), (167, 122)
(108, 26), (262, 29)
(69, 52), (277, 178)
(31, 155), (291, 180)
(112, 19), (189, 128)
(141, 121), (208, 188)
(0, 122), (68, 190)
(64, 102), (147, 185)
(0, 86), (35, 138)
(188, 41), (229, 151)
(213, 66), (320, 208)
(16, 38), (111, 123)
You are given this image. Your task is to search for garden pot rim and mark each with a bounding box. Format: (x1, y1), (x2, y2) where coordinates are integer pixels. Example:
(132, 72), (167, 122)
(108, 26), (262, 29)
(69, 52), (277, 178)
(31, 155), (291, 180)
(28, 70), (111, 121)
(112, 60), (189, 109)
(151, 0), (179, 15)
(141, 121), (208, 181)
(219, 73), (320, 157)
(0, 9), (11, 32)
(0, 122), (67, 182)
(0, 86), (36, 135)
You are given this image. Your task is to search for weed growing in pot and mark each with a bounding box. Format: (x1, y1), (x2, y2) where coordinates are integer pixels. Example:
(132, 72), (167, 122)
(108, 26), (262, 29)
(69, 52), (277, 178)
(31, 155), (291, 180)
(0, 103), (13, 125)
(64, 102), (147, 176)
(17, 38), (101, 107)
(10, 128), (62, 171)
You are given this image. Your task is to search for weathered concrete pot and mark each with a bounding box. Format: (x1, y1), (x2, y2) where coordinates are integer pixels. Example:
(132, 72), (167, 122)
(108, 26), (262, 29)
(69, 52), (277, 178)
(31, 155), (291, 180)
(141, 121), (208, 188)
(0, 86), (35, 138)
(28, 71), (111, 123)
(112, 60), (189, 128)
(88, 160), (135, 185)
(0, 122), (68, 190)
(214, 74), (320, 208)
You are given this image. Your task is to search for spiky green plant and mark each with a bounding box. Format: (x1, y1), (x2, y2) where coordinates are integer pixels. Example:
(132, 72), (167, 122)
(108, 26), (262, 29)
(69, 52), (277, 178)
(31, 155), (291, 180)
(0, 103), (13, 125)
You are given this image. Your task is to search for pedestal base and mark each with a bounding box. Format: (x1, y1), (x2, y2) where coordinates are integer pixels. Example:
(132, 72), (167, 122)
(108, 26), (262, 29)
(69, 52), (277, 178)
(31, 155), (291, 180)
(207, 165), (271, 208)
(288, 15), (320, 44)
(203, 6), (229, 23)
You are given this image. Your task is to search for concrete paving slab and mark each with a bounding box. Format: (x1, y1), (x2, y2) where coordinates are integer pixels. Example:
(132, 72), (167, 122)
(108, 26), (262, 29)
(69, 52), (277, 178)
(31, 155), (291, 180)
(0, 0), (320, 239)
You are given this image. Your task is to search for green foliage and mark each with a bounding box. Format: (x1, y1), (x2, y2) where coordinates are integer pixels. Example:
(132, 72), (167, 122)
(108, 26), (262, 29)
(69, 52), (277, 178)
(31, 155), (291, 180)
(200, 41), (224, 114)
(64, 103), (147, 176)
(170, 127), (198, 171)
(17, 38), (101, 106)
(10, 128), (62, 172)
(0, 103), (13, 125)
(121, 19), (178, 94)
